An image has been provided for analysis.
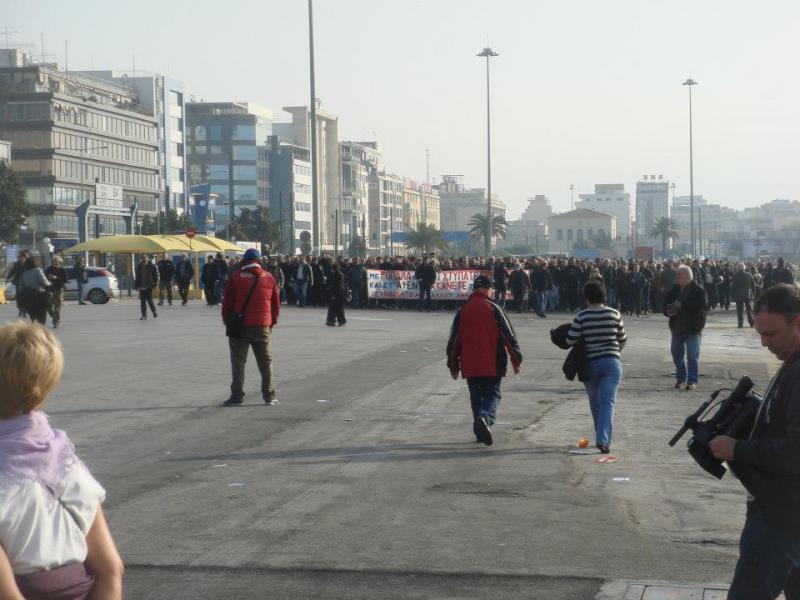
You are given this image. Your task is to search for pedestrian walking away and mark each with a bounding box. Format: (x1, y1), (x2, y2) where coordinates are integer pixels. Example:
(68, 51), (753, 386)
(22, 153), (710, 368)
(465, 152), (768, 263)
(731, 262), (755, 328)
(45, 255), (69, 328)
(222, 248), (280, 406)
(156, 253), (176, 306)
(325, 262), (347, 327)
(201, 255), (220, 306)
(564, 281), (627, 454)
(134, 255), (159, 320)
(664, 265), (708, 390)
(18, 256), (51, 326)
(447, 275), (523, 446)
(709, 284), (800, 599)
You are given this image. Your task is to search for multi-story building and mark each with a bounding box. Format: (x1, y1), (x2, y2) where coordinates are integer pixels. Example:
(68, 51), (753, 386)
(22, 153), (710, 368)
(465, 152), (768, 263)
(635, 175), (669, 245)
(438, 175), (505, 245)
(80, 70), (187, 214)
(275, 102), (339, 253)
(0, 49), (159, 252)
(576, 184), (630, 239)
(420, 183), (440, 229)
(267, 135), (312, 255)
(0, 139), (9, 164)
(548, 208), (616, 254)
(339, 140), (382, 252)
(185, 102), (272, 231)
(368, 172), (403, 254)
(519, 195), (553, 222)
(402, 180), (422, 230)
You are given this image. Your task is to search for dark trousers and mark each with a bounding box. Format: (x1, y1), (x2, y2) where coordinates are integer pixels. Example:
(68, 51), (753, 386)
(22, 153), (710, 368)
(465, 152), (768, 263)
(139, 288), (157, 316)
(203, 280), (217, 305)
(418, 285), (432, 310)
(21, 289), (47, 324)
(566, 286), (579, 312)
(327, 293), (346, 325)
(177, 281), (190, 305)
(736, 300), (753, 328)
(158, 280), (173, 304)
(728, 505), (800, 600)
(467, 376), (502, 438)
(229, 327), (275, 401)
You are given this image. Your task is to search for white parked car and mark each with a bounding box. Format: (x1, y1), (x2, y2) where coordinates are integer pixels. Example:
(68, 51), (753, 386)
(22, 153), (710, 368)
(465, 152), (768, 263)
(4, 266), (120, 304)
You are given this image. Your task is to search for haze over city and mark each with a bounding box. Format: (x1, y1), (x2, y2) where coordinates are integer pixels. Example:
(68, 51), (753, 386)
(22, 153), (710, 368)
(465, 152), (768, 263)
(7, 0), (799, 217)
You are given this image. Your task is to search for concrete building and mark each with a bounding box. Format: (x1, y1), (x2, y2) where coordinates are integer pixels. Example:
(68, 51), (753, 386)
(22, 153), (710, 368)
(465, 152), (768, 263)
(504, 195), (551, 253)
(402, 181), (422, 231)
(0, 48), (159, 252)
(519, 195), (553, 222)
(267, 135), (312, 255)
(635, 175), (669, 246)
(339, 141), (382, 252)
(80, 70), (187, 214)
(368, 172), (404, 254)
(576, 184), (630, 239)
(420, 183), (440, 229)
(0, 139), (10, 164)
(185, 102), (272, 231)
(275, 101), (340, 253)
(548, 208), (616, 254)
(438, 175), (505, 245)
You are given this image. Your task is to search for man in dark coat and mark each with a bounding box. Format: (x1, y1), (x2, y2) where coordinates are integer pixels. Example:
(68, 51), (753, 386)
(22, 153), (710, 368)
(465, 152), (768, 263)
(530, 260), (552, 318)
(492, 258), (508, 308)
(509, 263), (531, 313)
(731, 262), (755, 328)
(201, 255), (220, 306)
(174, 252), (194, 306)
(156, 253), (176, 306)
(772, 257), (796, 286)
(415, 257), (437, 311)
(710, 284), (800, 598)
(134, 255), (159, 320)
(664, 264), (708, 390)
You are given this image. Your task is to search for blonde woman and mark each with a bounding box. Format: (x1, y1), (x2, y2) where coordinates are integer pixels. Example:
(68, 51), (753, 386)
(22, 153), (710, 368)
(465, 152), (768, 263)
(45, 256), (69, 328)
(0, 323), (123, 599)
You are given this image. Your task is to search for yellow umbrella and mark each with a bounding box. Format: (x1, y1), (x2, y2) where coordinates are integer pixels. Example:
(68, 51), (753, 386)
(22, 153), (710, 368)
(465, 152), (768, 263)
(146, 235), (220, 254)
(192, 235), (244, 253)
(65, 235), (176, 254)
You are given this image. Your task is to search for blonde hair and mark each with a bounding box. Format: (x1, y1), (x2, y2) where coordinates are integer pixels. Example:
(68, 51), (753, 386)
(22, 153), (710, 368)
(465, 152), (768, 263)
(51, 255), (63, 266)
(0, 323), (64, 418)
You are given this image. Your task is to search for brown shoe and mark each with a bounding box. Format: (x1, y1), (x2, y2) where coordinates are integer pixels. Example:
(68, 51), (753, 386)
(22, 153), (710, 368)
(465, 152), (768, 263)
(685, 383), (696, 391)
(674, 382), (684, 389)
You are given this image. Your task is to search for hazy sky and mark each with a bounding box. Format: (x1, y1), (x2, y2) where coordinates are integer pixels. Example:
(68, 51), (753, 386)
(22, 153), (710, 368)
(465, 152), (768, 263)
(8, 0), (800, 218)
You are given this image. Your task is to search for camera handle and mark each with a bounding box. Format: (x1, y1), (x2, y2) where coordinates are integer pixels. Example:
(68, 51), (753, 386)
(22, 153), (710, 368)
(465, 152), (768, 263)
(668, 390), (724, 447)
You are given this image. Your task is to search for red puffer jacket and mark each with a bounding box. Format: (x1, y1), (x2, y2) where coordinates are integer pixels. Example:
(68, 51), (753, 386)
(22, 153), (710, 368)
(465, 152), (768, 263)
(222, 260), (280, 328)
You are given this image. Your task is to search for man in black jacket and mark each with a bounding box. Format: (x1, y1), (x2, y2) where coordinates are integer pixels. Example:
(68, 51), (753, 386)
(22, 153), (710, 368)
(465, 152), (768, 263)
(531, 260), (552, 318)
(415, 257), (437, 311)
(772, 257), (796, 287)
(664, 264), (708, 390)
(135, 255), (159, 320)
(710, 283), (800, 599)
(731, 263), (755, 328)
(156, 253), (176, 306)
(174, 253), (194, 306)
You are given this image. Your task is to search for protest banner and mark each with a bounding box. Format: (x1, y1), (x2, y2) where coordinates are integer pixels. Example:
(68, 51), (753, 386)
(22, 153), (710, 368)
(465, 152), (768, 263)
(366, 269), (515, 301)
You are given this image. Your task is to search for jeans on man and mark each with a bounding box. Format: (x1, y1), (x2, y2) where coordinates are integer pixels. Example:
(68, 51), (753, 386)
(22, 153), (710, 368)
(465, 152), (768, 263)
(177, 281), (190, 305)
(76, 281), (86, 304)
(547, 286), (559, 312)
(736, 300), (754, 328)
(139, 288), (157, 316)
(671, 333), (702, 385)
(532, 290), (547, 317)
(229, 327), (276, 402)
(294, 281), (308, 307)
(350, 284), (361, 308)
(583, 357), (622, 448)
(728, 504), (800, 600)
(419, 285), (432, 310)
(606, 287), (616, 309)
(493, 289), (506, 308)
(467, 376), (502, 438)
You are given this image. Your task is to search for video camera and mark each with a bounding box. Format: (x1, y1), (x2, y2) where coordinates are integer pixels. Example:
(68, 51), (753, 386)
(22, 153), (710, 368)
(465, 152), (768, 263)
(669, 376), (762, 479)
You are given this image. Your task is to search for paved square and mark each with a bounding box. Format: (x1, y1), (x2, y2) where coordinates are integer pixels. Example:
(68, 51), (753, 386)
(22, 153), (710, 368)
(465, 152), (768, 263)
(0, 299), (779, 598)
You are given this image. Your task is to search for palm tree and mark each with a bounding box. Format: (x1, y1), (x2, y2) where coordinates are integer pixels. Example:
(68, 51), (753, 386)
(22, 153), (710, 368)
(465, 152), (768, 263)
(468, 213), (508, 246)
(649, 217), (678, 257)
(404, 223), (448, 255)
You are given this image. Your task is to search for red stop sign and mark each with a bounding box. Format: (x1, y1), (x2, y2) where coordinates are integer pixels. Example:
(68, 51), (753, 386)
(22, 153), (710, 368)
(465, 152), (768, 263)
(185, 226), (197, 239)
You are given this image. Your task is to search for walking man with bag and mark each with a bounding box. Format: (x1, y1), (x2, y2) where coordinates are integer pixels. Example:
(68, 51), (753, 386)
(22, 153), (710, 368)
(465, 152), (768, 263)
(222, 248), (280, 406)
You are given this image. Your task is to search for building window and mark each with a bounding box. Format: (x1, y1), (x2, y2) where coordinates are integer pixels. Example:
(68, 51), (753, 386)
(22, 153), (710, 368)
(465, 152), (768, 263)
(556, 229), (563, 241)
(232, 145), (257, 160)
(597, 228), (605, 237)
(233, 185), (257, 201)
(208, 125), (222, 142)
(233, 165), (257, 180)
(567, 229), (573, 242)
(587, 229), (594, 239)
(195, 126), (206, 141)
(577, 229), (584, 240)
(207, 164), (229, 180)
(232, 125), (255, 141)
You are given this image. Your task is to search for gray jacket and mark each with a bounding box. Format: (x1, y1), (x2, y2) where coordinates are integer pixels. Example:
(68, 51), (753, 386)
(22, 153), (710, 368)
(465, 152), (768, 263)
(731, 270), (754, 302)
(19, 268), (50, 292)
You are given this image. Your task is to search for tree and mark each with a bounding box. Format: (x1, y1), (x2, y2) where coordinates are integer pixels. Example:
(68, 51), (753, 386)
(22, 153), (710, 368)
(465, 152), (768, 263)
(139, 209), (193, 235)
(403, 223), (448, 255)
(0, 162), (30, 243)
(649, 217), (678, 257)
(468, 213), (508, 246)
(221, 207), (286, 253)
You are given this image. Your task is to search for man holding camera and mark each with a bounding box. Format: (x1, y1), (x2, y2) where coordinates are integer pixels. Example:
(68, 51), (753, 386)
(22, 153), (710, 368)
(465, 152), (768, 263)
(710, 283), (800, 599)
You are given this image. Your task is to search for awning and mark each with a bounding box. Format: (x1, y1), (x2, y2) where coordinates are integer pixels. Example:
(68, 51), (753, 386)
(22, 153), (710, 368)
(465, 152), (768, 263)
(65, 235), (218, 254)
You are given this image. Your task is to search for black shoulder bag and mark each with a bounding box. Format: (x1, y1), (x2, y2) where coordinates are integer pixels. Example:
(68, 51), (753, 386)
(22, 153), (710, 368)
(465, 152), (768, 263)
(226, 275), (260, 338)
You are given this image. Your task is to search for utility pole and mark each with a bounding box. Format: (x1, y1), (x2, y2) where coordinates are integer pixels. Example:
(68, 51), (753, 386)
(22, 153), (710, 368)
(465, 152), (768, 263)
(683, 78), (698, 256)
(477, 47), (498, 259)
(308, 0), (320, 257)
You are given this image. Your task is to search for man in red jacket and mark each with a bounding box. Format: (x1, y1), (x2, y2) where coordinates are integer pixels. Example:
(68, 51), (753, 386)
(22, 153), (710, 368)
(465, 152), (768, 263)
(222, 248), (281, 406)
(447, 275), (523, 445)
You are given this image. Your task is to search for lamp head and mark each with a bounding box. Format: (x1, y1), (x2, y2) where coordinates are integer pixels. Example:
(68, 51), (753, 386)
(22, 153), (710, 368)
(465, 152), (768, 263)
(683, 78), (699, 86)
(477, 47), (499, 58)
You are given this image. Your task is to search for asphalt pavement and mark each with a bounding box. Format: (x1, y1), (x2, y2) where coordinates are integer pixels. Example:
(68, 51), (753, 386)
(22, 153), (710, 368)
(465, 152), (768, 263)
(0, 298), (779, 599)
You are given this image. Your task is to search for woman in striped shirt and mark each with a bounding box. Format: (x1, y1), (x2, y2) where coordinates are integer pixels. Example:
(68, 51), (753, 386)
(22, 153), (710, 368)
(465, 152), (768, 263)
(566, 280), (627, 453)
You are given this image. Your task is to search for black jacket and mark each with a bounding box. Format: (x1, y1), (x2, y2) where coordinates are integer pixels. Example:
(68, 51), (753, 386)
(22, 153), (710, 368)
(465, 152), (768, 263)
(175, 259), (194, 284)
(157, 258), (176, 282)
(531, 266), (552, 292)
(732, 352), (800, 533)
(663, 281), (708, 335)
(550, 323), (590, 383)
(493, 264), (508, 291)
(731, 271), (754, 302)
(134, 261), (159, 289)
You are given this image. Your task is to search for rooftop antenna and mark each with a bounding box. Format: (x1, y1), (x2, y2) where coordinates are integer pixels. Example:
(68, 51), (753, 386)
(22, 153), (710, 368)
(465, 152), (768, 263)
(64, 40), (69, 72)
(3, 27), (19, 48)
(425, 147), (430, 187)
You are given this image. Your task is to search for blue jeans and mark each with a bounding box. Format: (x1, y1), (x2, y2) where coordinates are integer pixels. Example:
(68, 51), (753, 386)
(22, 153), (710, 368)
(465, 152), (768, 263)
(467, 377), (502, 437)
(294, 281), (308, 306)
(493, 289), (506, 308)
(729, 506), (800, 599)
(671, 333), (701, 384)
(350, 284), (361, 308)
(77, 281), (85, 303)
(583, 357), (622, 447)
(547, 286), (559, 312)
(532, 290), (546, 316)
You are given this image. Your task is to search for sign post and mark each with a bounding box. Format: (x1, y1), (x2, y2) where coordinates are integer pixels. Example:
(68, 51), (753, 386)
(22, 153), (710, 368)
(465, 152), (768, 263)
(184, 227), (201, 300)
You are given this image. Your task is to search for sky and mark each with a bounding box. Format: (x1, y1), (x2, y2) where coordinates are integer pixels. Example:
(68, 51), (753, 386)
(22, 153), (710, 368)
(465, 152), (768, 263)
(7, 0), (800, 218)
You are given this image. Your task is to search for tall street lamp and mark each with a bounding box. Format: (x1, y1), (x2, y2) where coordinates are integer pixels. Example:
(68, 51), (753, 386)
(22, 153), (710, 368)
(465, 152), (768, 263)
(477, 46), (498, 259)
(683, 77), (698, 257)
(308, 0), (320, 256)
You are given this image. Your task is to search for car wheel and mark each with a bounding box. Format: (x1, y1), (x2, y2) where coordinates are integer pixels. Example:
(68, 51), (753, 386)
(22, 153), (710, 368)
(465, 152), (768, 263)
(87, 288), (108, 304)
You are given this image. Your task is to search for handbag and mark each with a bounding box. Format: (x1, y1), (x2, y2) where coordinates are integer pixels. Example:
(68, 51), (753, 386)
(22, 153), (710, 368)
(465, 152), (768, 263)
(225, 275), (260, 338)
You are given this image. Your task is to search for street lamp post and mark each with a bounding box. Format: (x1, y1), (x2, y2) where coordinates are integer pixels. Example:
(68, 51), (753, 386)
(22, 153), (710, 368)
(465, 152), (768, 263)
(477, 46), (498, 259)
(308, 0), (320, 257)
(683, 78), (698, 257)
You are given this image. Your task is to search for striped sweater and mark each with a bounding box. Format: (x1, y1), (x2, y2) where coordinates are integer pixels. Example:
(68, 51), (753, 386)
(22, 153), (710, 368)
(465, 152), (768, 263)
(565, 306), (627, 361)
